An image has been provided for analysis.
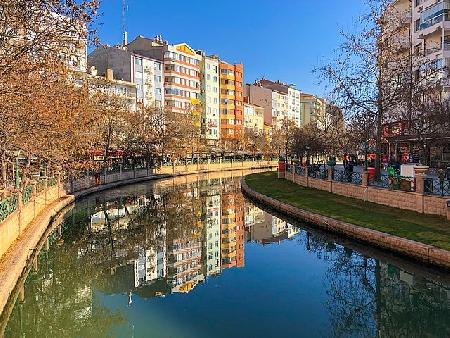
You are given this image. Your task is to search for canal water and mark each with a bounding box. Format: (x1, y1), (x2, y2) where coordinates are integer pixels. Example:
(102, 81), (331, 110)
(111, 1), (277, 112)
(1, 172), (449, 338)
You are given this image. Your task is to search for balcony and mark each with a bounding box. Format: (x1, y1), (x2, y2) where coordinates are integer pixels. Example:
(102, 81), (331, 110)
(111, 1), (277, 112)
(425, 46), (443, 55)
(418, 1), (450, 31)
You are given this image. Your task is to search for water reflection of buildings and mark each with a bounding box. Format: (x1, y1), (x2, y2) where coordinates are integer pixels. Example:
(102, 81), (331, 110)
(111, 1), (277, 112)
(221, 178), (245, 269)
(202, 178), (222, 277)
(244, 203), (299, 244)
(86, 176), (251, 299)
(82, 178), (303, 301)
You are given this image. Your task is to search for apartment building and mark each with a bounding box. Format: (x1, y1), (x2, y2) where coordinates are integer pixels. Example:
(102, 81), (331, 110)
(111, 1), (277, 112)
(243, 102), (265, 134)
(87, 45), (164, 108)
(245, 79), (301, 128)
(127, 36), (202, 114)
(87, 67), (137, 112)
(219, 62), (244, 147)
(299, 93), (327, 128)
(382, 0), (450, 165)
(198, 53), (221, 146)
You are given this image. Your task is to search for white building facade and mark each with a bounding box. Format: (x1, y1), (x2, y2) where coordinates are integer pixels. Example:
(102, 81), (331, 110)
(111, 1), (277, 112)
(200, 55), (220, 145)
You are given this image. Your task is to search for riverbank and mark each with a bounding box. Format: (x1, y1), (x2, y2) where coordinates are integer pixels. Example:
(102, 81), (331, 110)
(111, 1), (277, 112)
(242, 172), (450, 269)
(0, 164), (276, 316)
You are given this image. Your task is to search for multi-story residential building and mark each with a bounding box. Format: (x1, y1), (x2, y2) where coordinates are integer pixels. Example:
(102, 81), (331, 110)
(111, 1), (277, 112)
(244, 83), (274, 126)
(259, 79), (301, 127)
(87, 45), (164, 108)
(243, 102), (265, 134)
(299, 93), (327, 128)
(381, 0), (450, 165)
(245, 79), (301, 128)
(127, 36), (202, 115)
(219, 62), (244, 148)
(198, 53), (221, 146)
(87, 67), (137, 112)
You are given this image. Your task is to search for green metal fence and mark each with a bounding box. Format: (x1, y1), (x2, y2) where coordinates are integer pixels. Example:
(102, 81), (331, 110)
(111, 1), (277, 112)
(0, 193), (19, 222)
(22, 185), (33, 205)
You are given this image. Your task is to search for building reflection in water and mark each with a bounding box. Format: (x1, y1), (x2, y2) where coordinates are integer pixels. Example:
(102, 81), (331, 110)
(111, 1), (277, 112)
(2, 174), (450, 338)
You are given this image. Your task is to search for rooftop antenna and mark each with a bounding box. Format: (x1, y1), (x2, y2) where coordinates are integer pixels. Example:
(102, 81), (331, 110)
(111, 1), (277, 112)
(122, 0), (128, 47)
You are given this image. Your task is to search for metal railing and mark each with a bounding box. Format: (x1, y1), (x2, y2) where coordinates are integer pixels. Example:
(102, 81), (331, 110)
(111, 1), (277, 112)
(22, 185), (32, 205)
(308, 166), (328, 180)
(333, 170), (362, 185)
(295, 166), (306, 176)
(0, 193), (18, 222)
(425, 178), (450, 196)
(369, 175), (415, 192)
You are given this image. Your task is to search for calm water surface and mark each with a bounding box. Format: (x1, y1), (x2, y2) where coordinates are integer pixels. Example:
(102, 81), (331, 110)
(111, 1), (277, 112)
(2, 172), (450, 338)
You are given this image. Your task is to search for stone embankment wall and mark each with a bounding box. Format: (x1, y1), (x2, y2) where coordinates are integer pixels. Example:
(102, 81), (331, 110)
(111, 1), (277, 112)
(241, 177), (450, 269)
(284, 168), (449, 220)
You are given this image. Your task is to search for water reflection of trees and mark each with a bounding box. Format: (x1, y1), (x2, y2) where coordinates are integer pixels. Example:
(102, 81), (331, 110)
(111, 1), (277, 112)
(4, 180), (208, 337)
(296, 230), (450, 338)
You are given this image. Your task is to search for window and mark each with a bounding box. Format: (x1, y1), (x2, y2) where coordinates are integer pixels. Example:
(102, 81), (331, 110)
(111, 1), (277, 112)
(135, 58), (142, 66)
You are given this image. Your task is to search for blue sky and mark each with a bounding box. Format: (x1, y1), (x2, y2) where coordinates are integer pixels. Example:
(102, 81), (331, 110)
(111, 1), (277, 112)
(95, 0), (367, 97)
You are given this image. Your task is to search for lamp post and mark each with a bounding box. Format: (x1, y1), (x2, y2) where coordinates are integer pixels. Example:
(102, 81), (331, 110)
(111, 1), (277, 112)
(364, 141), (369, 171)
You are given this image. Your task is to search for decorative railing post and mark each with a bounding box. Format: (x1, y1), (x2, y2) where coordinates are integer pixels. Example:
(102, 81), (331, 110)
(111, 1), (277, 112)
(119, 164), (123, 181)
(15, 188), (23, 234)
(44, 177), (48, 206)
(447, 200), (450, 221)
(362, 171), (369, 187)
(31, 181), (37, 218)
(56, 172), (61, 198)
(414, 166), (428, 195)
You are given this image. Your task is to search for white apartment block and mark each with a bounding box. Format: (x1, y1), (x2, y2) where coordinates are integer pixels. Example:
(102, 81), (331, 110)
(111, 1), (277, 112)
(288, 87), (302, 127)
(199, 54), (220, 144)
(132, 55), (164, 108)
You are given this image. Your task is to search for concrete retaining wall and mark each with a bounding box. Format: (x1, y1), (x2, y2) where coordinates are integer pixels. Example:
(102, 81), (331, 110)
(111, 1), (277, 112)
(242, 177), (450, 269)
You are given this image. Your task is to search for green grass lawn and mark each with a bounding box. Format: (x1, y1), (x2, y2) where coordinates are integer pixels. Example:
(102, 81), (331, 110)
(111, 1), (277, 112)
(245, 171), (450, 251)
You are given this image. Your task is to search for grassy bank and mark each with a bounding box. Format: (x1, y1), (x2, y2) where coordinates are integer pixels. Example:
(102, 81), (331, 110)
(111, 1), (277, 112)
(245, 172), (450, 251)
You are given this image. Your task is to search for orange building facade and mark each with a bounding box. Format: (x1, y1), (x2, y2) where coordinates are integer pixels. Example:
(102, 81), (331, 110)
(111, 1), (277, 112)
(219, 62), (244, 148)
